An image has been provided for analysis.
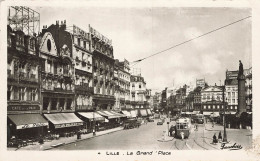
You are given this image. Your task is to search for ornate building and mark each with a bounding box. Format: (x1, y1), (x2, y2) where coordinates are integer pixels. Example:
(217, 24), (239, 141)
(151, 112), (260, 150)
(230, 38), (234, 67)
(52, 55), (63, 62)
(39, 22), (75, 113)
(89, 25), (115, 110)
(69, 24), (93, 112)
(39, 21), (83, 131)
(7, 26), (48, 139)
(201, 85), (226, 116)
(114, 59), (131, 111)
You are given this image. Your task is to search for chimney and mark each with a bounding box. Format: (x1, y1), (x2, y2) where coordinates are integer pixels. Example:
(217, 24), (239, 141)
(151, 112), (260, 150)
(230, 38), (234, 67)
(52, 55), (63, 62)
(60, 20), (67, 31)
(42, 25), (47, 35)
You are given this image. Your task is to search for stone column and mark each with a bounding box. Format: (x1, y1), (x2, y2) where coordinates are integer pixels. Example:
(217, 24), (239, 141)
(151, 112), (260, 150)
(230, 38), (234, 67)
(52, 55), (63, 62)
(237, 74), (246, 115)
(56, 98), (60, 110)
(64, 98), (67, 110)
(47, 98), (52, 112)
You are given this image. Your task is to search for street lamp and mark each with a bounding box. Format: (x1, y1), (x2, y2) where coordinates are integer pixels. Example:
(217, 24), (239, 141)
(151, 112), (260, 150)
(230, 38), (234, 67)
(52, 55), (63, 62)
(93, 104), (96, 136)
(223, 97), (228, 142)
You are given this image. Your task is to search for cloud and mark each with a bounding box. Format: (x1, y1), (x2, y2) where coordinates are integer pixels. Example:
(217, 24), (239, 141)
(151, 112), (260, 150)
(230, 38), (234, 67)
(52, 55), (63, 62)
(184, 27), (210, 49)
(200, 54), (221, 75)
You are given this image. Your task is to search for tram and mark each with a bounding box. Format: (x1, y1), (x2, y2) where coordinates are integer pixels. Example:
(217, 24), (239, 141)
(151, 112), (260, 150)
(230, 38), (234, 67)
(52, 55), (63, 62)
(175, 117), (191, 139)
(193, 114), (204, 124)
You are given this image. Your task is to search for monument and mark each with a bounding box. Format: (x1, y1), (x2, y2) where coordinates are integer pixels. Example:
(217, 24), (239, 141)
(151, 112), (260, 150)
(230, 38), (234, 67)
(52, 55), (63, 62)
(237, 60), (246, 116)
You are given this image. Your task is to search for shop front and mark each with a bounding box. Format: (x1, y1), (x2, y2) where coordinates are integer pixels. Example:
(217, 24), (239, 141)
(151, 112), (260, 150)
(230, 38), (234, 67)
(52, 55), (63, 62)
(43, 113), (84, 137)
(96, 110), (126, 129)
(7, 114), (48, 140)
(77, 112), (105, 133)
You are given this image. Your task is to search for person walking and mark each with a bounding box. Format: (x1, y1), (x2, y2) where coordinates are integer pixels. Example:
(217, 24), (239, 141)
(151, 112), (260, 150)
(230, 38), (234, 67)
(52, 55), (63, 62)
(212, 133), (218, 144)
(218, 131), (222, 141)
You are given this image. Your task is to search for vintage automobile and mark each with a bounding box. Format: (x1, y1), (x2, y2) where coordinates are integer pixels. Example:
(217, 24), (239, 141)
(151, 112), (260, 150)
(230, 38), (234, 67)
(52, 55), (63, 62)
(157, 119), (164, 125)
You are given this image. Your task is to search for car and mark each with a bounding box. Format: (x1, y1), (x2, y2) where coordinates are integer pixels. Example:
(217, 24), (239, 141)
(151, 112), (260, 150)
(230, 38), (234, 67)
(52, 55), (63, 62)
(157, 120), (164, 125)
(147, 118), (154, 122)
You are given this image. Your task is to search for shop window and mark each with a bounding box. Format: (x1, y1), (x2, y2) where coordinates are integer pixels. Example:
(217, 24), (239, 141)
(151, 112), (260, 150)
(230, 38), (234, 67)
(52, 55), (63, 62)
(31, 89), (37, 101)
(43, 97), (49, 110)
(51, 98), (57, 110)
(67, 99), (72, 110)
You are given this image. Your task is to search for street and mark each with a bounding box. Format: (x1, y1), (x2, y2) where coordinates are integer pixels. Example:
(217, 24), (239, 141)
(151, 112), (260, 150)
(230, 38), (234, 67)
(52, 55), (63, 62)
(52, 119), (252, 150)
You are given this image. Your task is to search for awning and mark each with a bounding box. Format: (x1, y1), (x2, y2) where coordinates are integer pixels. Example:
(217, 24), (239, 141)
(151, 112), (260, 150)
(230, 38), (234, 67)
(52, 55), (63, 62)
(8, 114), (48, 130)
(139, 109), (148, 117)
(224, 111), (237, 115)
(192, 111), (200, 114)
(203, 112), (212, 116)
(146, 109), (152, 115)
(122, 111), (132, 118)
(96, 111), (125, 119)
(78, 112), (105, 121)
(210, 112), (220, 117)
(44, 113), (83, 129)
(130, 110), (137, 118)
(109, 111), (127, 118)
(186, 112), (192, 115)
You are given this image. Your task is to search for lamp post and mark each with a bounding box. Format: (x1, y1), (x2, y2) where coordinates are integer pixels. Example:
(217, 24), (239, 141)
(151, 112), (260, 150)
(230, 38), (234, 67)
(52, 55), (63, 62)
(93, 103), (96, 136)
(223, 98), (227, 142)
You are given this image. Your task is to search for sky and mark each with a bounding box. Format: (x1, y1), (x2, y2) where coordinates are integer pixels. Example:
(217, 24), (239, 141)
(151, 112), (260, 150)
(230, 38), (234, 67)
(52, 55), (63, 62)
(34, 7), (251, 92)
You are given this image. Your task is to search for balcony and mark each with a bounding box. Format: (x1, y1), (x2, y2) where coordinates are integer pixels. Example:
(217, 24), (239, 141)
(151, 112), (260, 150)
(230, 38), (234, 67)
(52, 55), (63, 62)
(54, 87), (72, 93)
(75, 85), (94, 94)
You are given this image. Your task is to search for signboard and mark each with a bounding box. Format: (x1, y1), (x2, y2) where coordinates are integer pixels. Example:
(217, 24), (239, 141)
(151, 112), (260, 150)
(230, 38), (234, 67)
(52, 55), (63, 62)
(8, 105), (40, 111)
(226, 71), (238, 80)
(196, 79), (205, 88)
(55, 122), (83, 128)
(73, 25), (89, 40)
(89, 25), (112, 45)
(17, 122), (48, 129)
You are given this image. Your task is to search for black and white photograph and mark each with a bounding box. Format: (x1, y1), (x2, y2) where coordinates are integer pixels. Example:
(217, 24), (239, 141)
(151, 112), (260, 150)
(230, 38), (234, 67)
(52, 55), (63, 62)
(1, 0), (260, 161)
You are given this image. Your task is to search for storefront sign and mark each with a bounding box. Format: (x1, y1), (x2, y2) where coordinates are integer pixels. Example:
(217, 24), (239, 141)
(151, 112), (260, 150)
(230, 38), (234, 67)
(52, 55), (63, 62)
(226, 71), (238, 79)
(17, 122), (48, 129)
(89, 25), (112, 45)
(55, 122), (83, 128)
(73, 25), (89, 40)
(8, 105), (40, 111)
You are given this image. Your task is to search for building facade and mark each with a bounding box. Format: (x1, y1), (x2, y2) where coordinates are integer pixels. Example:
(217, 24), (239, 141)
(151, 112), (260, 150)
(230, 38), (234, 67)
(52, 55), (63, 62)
(7, 25), (47, 139)
(70, 24), (93, 112)
(201, 85), (226, 116)
(90, 26), (115, 110)
(39, 22), (75, 114)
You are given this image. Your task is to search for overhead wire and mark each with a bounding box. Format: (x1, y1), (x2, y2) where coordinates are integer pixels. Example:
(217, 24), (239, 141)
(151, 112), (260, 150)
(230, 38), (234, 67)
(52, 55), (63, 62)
(131, 16), (251, 67)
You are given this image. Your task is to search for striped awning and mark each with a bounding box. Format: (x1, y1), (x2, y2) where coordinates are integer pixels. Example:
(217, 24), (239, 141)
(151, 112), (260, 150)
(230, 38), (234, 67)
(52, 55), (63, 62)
(44, 113), (83, 129)
(122, 111), (132, 118)
(78, 112), (105, 121)
(96, 110), (126, 119)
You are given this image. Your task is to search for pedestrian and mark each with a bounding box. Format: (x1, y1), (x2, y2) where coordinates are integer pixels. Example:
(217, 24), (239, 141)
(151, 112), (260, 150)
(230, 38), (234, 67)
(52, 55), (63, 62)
(218, 131), (222, 141)
(212, 133), (217, 144)
(212, 121), (214, 128)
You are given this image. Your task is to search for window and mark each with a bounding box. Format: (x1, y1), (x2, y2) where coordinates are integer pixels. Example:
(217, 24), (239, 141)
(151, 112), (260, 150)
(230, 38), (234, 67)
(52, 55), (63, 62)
(204, 105), (206, 109)
(31, 89), (37, 101)
(83, 41), (86, 49)
(27, 88), (32, 101)
(77, 38), (80, 46)
(7, 86), (11, 101)
(29, 39), (34, 49)
(19, 88), (25, 101)
(232, 92), (235, 98)
(139, 84), (141, 89)
(232, 99), (235, 104)
(217, 105), (220, 109)
(43, 97), (49, 110)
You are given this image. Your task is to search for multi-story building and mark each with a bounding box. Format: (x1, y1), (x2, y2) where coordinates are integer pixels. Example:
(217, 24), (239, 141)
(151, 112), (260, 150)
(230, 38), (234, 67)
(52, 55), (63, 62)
(244, 67), (252, 112)
(185, 91), (194, 112)
(69, 24), (93, 112)
(130, 74), (150, 117)
(116, 59), (131, 111)
(201, 85), (226, 116)
(90, 25), (115, 110)
(175, 86), (186, 112)
(193, 86), (202, 112)
(39, 21), (83, 130)
(152, 92), (161, 112)
(7, 25), (48, 139)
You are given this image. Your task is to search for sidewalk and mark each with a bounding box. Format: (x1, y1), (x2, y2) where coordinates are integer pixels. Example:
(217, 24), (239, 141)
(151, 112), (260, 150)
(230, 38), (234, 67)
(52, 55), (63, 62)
(203, 123), (252, 150)
(10, 126), (124, 151)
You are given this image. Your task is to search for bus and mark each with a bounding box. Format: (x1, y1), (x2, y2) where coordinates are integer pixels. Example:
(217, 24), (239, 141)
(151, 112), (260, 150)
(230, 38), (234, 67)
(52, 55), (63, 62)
(192, 114), (204, 124)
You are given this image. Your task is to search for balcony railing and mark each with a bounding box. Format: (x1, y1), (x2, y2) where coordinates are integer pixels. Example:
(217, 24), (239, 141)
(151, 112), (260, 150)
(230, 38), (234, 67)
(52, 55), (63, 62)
(75, 85), (94, 93)
(54, 87), (72, 93)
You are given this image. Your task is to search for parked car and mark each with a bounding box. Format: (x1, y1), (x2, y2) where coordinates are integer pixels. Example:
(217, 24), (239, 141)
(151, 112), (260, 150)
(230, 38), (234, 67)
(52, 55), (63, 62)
(157, 119), (164, 125)
(147, 117), (154, 122)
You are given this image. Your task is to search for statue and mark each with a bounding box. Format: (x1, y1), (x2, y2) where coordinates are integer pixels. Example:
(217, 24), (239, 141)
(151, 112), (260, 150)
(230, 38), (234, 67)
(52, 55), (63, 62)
(238, 60), (244, 76)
